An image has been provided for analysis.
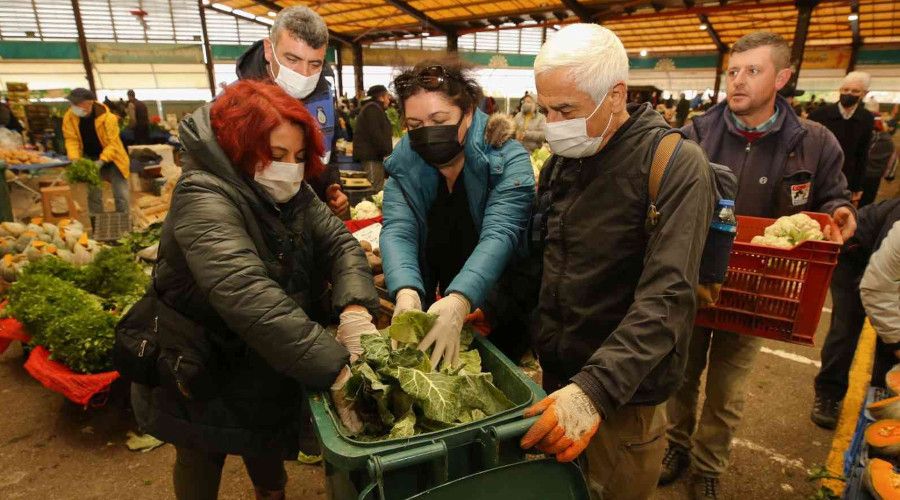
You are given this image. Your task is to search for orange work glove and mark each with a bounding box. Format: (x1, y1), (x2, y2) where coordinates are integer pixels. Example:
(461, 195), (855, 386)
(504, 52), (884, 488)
(520, 384), (601, 462)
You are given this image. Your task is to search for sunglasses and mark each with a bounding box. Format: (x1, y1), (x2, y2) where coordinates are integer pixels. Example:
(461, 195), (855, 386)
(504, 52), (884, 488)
(393, 65), (455, 93)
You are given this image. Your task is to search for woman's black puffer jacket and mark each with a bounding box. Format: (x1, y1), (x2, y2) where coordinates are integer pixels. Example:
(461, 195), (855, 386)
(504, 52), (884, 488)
(135, 104), (379, 456)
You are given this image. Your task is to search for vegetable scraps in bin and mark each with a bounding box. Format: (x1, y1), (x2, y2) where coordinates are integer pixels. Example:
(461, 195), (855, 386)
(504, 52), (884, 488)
(336, 311), (513, 441)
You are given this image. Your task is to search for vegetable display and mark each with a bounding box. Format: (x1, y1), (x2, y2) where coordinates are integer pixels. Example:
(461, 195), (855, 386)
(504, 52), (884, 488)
(869, 396), (900, 421)
(118, 222), (162, 253)
(338, 311), (513, 441)
(65, 158), (102, 186)
(751, 213), (825, 248)
(3, 247), (149, 373)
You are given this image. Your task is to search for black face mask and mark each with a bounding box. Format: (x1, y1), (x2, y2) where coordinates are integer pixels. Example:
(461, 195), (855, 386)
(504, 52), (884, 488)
(840, 93), (860, 108)
(409, 117), (464, 168)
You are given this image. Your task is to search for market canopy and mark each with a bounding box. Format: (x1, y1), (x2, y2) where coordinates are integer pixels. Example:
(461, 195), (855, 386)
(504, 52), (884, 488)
(216, 0), (899, 53)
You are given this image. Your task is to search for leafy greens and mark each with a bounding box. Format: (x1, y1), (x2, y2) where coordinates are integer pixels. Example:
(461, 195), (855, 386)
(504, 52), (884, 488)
(339, 311), (513, 441)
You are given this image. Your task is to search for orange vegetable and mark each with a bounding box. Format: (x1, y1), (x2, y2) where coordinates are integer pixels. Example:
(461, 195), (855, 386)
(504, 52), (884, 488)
(867, 420), (900, 456)
(865, 458), (900, 500)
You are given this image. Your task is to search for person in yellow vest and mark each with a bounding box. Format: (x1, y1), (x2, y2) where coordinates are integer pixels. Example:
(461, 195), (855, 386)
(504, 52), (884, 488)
(62, 88), (130, 214)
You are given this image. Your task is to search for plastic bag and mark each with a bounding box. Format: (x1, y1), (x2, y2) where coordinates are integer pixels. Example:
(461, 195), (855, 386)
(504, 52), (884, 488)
(0, 127), (24, 149)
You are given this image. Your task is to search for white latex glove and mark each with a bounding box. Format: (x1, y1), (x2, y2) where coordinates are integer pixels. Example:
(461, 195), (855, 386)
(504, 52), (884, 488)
(420, 293), (470, 370)
(393, 288), (422, 319)
(520, 383), (601, 462)
(331, 366), (363, 434)
(336, 310), (379, 356)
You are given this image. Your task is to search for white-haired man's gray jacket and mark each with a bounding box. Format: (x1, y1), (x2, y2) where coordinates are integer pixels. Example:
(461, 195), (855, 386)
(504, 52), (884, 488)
(861, 220), (900, 345)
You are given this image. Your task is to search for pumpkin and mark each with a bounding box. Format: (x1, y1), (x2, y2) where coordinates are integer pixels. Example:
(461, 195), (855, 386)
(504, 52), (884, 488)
(41, 223), (57, 234)
(870, 397), (900, 421)
(78, 232), (89, 247)
(867, 420), (900, 456)
(887, 365), (900, 396)
(25, 223), (45, 235)
(0, 237), (15, 255)
(31, 217), (43, 225)
(866, 458), (900, 500)
(44, 244), (58, 255)
(31, 240), (47, 249)
(24, 245), (42, 262)
(0, 255), (18, 282)
(56, 249), (73, 263)
(1, 222), (25, 237)
(58, 218), (71, 228)
(72, 244), (92, 265)
(15, 234), (34, 253)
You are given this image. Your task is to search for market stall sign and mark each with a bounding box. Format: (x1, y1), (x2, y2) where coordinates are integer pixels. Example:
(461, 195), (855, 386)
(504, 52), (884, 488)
(87, 42), (204, 64)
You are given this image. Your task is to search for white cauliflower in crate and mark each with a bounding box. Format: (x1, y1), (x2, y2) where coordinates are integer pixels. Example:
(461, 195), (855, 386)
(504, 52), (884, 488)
(753, 213), (825, 248)
(350, 200), (381, 220)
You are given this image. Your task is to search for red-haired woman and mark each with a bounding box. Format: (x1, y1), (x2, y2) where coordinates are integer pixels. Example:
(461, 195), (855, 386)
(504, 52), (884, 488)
(132, 80), (379, 499)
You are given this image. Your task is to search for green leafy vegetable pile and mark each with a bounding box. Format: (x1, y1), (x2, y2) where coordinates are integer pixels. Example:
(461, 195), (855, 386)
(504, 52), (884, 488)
(65, 158), (102, 186)
(5, 273), (116, 373)
(3, 247), (149, 373)
(118, 222), (162, 253)
(340, 311), (514, 441)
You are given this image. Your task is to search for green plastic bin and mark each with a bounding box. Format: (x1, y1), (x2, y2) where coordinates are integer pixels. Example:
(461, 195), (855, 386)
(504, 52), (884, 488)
(407, 459), (590, 500)
(309, 334), (547, 500)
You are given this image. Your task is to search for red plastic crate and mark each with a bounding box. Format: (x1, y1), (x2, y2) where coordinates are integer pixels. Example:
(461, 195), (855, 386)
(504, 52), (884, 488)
(695, 211), (841, 345)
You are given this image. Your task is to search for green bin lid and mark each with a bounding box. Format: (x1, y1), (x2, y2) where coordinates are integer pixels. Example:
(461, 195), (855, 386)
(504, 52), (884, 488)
(405, 459), (590, 500)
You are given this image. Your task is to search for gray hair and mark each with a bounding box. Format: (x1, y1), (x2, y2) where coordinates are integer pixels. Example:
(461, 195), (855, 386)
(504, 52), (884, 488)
(843, 71), (871, 91)
(534, 24), (629, 104)
(270, 6), (328, 49)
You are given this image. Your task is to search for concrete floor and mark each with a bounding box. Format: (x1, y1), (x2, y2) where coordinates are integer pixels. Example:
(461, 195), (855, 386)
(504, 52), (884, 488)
(0, 177), (897, 500)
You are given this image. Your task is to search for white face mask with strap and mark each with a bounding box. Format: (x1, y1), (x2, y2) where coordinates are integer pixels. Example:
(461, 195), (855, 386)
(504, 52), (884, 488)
(545, 91), (615, 159)
(269, 45), (320, 100)
(254, 160), (305, 203)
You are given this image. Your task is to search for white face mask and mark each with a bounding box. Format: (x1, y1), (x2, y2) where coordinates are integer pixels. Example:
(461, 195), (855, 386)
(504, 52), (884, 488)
(269, 46), (320, 100)
(545, 92), (615, 158)
(254, 161), (305, 203)
(71, 105), (89, 118)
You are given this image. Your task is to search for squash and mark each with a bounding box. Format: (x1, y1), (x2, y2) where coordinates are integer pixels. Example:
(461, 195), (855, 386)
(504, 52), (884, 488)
(869, 397), (900, 421)
(30, 217), (43, 225)
(77, 232), (89, 247)
(865, 458), (900, 500)
(44, 244), (58, 255)
(25, 223), (45, 236)
(867, 420), (900, 456)
(0, 237), (15, 255)
(887, 365), (900, 396)
(56, 249), (73, 263)
(58, 218), (71, 228)
(15, 234), (34, 253)
(41, 223), (58, 234)
(0, 255), (18, 282)
(72, 244), (92, 265)
(31, 240), (47, 249)
(24, 244), (42, 262)
(1, 222), (25, 237)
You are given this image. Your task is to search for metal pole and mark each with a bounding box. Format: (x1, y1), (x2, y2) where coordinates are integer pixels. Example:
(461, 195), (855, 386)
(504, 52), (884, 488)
(70, 0), (96, 94)
(712, 50), (725, 104)
(352, 43), (364, 99)
(335, 46), (345, 98)
(197, 0), (217, 99)
(446, 30), (458, 52)
(788, 0), (820, 89)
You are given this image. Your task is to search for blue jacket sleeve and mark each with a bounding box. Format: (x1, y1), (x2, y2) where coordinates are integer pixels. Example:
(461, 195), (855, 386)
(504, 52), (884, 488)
(381, 176), (426, 299)
(446, 141), (536, 308)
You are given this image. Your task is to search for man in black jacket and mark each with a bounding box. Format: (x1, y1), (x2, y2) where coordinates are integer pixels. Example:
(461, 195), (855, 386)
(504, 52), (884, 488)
(353, 85), (393, 191)
(236, 6), (349, 217)
(519, 24), (715, 500)
(809, 71), (875, 206)
(813, 198), (900, 427)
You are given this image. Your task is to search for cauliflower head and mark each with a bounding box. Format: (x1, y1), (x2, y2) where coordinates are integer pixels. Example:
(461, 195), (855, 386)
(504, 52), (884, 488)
(351, 200), (381, 220)
(751, 234), (794, 249)
(761, 213), (824, 246)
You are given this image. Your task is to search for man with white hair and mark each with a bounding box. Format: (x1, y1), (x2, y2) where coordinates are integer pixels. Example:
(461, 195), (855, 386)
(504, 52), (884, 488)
(810, 71), (876, 205)
(519, 24), (716, 499)
(236, 6), (349, 217)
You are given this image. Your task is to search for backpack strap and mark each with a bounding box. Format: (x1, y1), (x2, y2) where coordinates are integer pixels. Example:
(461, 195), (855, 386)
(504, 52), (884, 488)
(646, 132), (682, 229)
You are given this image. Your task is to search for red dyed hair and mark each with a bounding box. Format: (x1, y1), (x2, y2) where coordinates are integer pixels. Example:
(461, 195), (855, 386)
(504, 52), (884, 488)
(210, 79), (325, 179)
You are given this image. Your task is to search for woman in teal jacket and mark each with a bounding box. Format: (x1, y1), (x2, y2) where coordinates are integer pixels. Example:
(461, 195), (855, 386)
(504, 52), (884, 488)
(381, 61), (535, 369)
